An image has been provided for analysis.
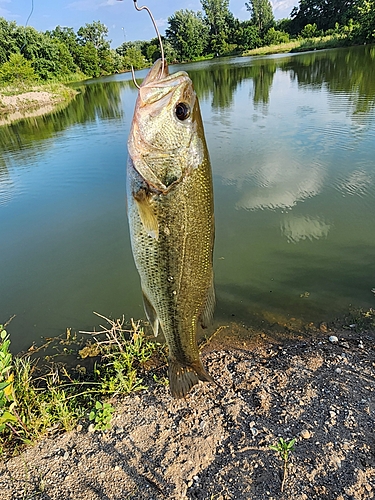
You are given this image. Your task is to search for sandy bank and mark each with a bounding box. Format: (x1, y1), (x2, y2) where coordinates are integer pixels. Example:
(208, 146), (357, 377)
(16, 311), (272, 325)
(0, 86), (77, 126)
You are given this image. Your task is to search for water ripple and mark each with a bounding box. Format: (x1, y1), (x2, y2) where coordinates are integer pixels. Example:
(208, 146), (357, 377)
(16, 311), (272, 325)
(336, 169), (373, 197)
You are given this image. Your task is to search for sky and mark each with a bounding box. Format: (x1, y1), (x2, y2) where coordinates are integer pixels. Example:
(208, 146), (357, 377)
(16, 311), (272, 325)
(0, 0), (299, 49)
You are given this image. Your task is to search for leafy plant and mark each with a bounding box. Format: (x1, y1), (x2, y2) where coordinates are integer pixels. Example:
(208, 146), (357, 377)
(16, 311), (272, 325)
(0, 53), (37, 84)
(89, 401), (114, 431)
(269, 437), (296, 492)
(86, 313), (164, 396)
(0, 325), (18, 433)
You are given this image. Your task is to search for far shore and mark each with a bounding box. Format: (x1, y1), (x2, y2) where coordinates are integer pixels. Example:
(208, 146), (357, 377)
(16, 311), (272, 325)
(1, 37), (363, 127)
(0, 84), (78, 126)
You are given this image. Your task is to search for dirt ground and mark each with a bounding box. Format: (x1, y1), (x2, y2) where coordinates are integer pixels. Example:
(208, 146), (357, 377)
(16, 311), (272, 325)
(0, 323), (374, 500)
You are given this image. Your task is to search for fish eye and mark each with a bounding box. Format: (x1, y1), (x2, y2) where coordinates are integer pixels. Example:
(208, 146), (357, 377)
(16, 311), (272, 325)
(175, 102), (190, 121)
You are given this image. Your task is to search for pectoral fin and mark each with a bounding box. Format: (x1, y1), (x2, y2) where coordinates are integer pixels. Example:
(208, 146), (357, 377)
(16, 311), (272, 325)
(142, 291), (160, 337)
(133, 189), (159, 240)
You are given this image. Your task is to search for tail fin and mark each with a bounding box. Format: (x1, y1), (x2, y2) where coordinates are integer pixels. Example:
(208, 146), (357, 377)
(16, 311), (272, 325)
(168, 358), (215, 399)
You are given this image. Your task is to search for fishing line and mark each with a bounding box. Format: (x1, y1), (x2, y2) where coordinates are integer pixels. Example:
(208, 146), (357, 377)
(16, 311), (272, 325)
(132, 0), (164, 72)
(20, 0), (35, 53)
(117, 0), (165, 88)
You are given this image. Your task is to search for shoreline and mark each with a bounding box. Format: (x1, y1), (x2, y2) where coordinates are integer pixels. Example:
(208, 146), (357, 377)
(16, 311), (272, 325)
(1, 39), (367, 128)
(0, 84), (78, 126)
(1, 324), (374, 499)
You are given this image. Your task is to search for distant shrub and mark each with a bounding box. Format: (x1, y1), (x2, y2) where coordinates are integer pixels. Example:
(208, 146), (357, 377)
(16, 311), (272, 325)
(264, 28), (290, 46)
(0, 53), (37, 84)
(301, 23), (319, 39)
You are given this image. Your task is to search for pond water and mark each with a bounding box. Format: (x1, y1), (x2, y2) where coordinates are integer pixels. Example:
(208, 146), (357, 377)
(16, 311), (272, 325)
(1, 45), (375, 352)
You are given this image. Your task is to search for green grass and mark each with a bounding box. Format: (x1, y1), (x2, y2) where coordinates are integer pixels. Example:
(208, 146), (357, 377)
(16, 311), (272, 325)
(242, 35), (349, 57)
(0, 315), (167, 457)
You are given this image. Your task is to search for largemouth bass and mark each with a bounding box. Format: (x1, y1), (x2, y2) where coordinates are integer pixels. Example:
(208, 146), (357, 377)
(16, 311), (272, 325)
(127, 59), (215, 398)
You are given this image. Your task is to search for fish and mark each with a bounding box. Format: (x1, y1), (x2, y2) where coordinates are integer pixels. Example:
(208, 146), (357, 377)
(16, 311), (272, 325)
(127, 58), (216, 398)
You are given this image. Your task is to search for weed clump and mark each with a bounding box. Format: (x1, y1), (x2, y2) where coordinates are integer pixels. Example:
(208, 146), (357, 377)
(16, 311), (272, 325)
(0, 315), (167, 457)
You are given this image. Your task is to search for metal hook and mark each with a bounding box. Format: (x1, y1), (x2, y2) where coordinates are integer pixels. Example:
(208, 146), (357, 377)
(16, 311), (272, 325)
(133, 0), (165, 74)
(131, 66), (140, 89)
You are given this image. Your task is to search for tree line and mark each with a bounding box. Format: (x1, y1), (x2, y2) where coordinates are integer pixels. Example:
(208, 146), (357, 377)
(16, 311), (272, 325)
(0, 0), (374, 84)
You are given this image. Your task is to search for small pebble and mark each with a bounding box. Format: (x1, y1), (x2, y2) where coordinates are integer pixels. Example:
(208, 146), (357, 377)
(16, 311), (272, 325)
(76, 424), (83, 432)
(301, 429), (311, 439)
(63, 451), (69, 460)
(335, 367), (342, 374)
(358, 340), (364, 349)
(329, 336), (338, 344)
(88, 424), (96, 433)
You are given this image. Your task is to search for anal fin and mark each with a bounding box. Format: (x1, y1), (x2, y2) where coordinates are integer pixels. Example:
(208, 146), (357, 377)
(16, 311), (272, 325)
(200, 279), (215, 329)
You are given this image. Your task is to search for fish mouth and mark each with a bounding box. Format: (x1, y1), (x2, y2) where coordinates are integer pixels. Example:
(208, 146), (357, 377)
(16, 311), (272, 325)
(140, 58), (169, 87)
(136, 60), (195, 118)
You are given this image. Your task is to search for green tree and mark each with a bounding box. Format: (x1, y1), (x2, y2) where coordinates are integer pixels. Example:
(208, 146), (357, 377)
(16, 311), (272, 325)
(234, 21), (262, 50)
(122, 46), (147, 70)
(166, 9), (208, 61)
(300, 22), (319, 38)
(275, 18), (293, 34)
(77, 21), (110, 52)
(0, 53), (36, 84)
(77, 21), (113, 75)
(290, 0), (360, 33)
(200, 0), (233, 55)
(46, 26), (80, 73)
(75, 42), (100, 78)
(355, 0), (375, 41)
(245, 0), (275, 34)
(0, 18), (19, 64)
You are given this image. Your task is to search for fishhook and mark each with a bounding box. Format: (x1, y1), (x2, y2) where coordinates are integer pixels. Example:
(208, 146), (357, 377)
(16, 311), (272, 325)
(118, 0), (165, 88)
(133, 0), (165, 74)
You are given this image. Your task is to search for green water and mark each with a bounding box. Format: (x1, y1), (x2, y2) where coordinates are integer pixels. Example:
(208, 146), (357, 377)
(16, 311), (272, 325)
(1, 45), (375, 352)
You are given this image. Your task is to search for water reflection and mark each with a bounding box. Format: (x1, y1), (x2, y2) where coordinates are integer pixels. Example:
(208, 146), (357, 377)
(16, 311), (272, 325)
(281, 46), (375, 116)
(281, 215), (331, 243)
(336, 168), (373, 197)
(187, 58), (277, 109)
(0, 80), (128, 206)
(0, 159), (13, 206)
(1, 46), (375, 351)
(185, 46), (375, 120)
(234, 157), (324, 211)
(0, 81), (125, 155)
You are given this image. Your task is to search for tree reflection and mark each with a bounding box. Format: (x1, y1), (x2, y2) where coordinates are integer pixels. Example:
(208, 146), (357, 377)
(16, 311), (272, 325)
(188, 59), (277, 109)
(187, 46), (375, 117)
(0, 80), (125, 157)
(280, 45), (375, 115)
